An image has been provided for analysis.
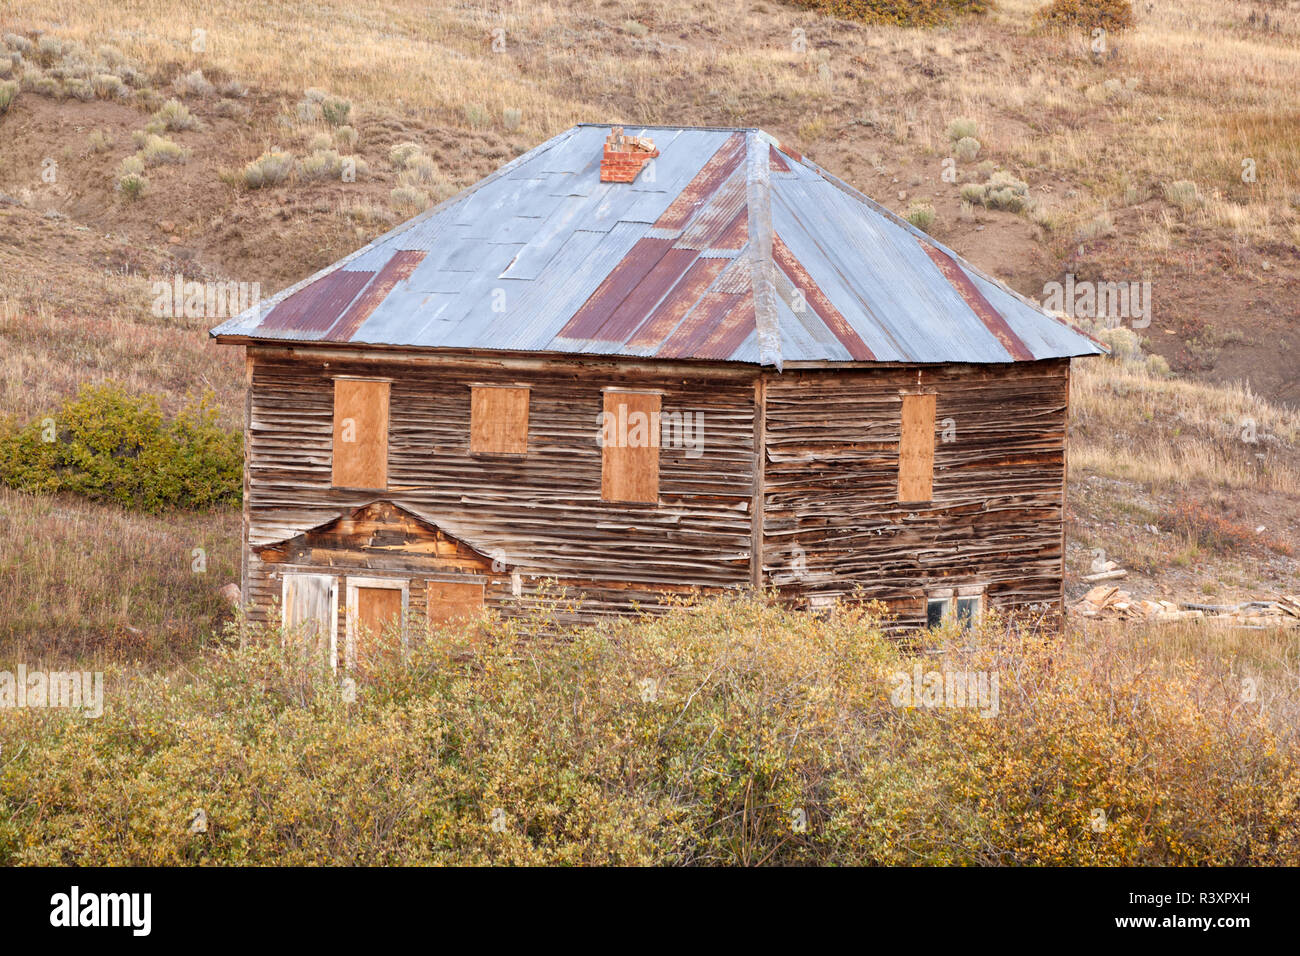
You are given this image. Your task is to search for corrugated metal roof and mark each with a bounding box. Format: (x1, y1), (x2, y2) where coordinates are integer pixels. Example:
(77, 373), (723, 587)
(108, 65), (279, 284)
(211, 124), (1105, 366)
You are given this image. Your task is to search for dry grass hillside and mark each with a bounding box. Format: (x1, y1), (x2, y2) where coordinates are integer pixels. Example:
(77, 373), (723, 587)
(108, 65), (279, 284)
(0, 0), (1296, 650)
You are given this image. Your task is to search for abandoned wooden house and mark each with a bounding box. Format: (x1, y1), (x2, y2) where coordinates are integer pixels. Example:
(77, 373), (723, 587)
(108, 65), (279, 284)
(211, 124), (1103, 664)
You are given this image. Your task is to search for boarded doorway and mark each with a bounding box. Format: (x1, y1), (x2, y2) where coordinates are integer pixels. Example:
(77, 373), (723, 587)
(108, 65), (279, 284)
(345, 577), (407, 668)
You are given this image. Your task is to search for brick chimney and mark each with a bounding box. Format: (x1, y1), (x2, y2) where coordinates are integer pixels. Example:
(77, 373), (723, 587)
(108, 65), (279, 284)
(600, 126), (659, 183)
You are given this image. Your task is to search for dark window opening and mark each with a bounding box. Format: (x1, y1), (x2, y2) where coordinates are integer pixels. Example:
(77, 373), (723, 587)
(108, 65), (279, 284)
(926, 599), (949, 628)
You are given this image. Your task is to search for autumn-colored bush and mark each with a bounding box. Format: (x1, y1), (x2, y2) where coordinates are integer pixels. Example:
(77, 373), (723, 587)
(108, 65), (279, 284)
(1165, 498), (1293, 556)
(1036, 0), (1134, 31)
(0, 383), (241, 512)
(785, 0), (992, 27)
(2, 597), (1295, 865)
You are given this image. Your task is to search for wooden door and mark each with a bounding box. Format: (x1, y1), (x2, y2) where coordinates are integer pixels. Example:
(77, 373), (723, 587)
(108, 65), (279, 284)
(282, 573), (337, 668)
(353, 585), (402, 666)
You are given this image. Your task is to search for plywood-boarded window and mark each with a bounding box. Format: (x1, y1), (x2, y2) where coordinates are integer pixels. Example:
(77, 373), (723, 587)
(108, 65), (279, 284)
(426, 579), (485, 627)
(601, 390), (661, 504)
(897, 392), (936, 503)
(333, 378), (389, 490)
(282, 573), (338, 669)
(470, 386), (529, 456)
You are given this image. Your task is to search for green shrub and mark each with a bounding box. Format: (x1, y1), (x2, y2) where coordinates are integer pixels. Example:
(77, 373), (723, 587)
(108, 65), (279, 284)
(321, 95), (351, 126)
(118, 171), (147, 199)
(785, 0), (992, 26)
(0, 79), (16, 113)
(0, 384), (241, 512)
(1036, 0), (1134, 30)
(389, 141), (424, 169)
(154, 97), (201, 131)
(946, 116), (979, 141)
(905, 201), (936, 231)
(241, 150), (294, 188)
(463, 103), (491, 129)
(962, 169), (1033, 213)
(953, 135), (981, 161)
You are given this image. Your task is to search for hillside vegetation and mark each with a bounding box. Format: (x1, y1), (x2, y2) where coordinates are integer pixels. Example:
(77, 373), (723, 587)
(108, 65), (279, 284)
(3, 599), (1298, 865)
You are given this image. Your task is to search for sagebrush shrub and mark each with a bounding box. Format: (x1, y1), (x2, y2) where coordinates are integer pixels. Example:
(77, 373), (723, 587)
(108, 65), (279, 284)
(389, 141), (424, 169)
(241, 150), (294, 188)
(154, 97), (200, 131)
(947, 117), (979, 141)
(953, 135), (981, 161)
(138, 133), (187, 165)
(321, 95), (351, 126)
(905, 201), (936, 231)
(91, 72), (126, 98)
(173, 68), (214, 96)
(333, 124), (358, 149)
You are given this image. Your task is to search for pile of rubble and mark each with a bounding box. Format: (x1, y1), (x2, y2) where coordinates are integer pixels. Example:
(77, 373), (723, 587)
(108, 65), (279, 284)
(1071, 586), (1300, 628)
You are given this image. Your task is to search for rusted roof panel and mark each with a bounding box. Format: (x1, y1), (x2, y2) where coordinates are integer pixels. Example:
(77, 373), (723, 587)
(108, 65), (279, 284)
(657, 290), (743, 359)
(259, 269), (373, 335)
(625, 256), (730, 352)
(326, 250), (426, 342)
(213, 124), (1104, 365)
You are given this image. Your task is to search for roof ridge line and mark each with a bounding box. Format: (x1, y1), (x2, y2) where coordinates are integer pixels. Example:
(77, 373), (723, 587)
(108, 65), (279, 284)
(745, 131), (782, 370)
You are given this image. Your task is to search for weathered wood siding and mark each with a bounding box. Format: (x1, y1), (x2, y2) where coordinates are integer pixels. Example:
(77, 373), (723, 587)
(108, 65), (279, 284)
(242, 348), (757, 625)
(240, 347), (1070, 631)
(761, 359), (1070, 627)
